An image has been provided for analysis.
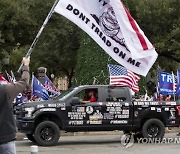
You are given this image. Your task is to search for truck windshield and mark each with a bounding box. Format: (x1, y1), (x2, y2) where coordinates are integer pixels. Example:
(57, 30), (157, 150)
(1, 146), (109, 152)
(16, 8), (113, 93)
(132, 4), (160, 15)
(55, 87), (74, 100)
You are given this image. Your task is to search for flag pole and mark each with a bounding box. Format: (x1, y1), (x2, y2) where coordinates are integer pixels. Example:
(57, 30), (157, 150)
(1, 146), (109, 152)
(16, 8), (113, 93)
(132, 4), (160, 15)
(156, 65), (161, 101)
(172, 71), (176, 101)
(17, 0), (60, 72)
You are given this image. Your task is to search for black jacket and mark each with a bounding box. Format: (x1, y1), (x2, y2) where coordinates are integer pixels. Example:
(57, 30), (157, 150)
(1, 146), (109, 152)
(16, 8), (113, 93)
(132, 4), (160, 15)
(0, 66), (29, 144)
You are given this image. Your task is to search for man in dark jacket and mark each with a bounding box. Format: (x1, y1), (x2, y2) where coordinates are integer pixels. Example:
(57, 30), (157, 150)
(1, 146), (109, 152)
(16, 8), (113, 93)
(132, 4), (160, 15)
(0, 57), (30, 154)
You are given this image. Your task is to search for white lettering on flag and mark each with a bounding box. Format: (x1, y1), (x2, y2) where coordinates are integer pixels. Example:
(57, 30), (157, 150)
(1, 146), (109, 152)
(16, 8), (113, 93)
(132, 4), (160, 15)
(54, 0), (158, 76)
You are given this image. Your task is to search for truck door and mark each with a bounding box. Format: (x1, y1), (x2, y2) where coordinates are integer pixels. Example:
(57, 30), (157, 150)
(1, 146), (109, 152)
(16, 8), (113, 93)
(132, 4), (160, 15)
(102, 86), (133, 129)
(66, 88), (105, 129)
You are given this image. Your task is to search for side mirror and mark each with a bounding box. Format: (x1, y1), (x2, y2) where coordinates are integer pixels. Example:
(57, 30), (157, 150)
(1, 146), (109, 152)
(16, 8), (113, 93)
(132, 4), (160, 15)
(70, 97), (80, 105)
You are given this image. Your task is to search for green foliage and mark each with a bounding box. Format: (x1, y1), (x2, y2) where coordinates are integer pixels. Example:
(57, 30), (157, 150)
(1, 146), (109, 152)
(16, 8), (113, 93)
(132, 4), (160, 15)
(74, 33), (110, 86)
(123, 0), (180, 72)
(133, 0), (180, 71)
(0, 0), (35, 50)
(29, 13), (81, 87)
(0, 0), (37, 71)
(74, 33), (147, 94)
(74, 0), (179, 94)
(0, 0), (81, 87)
(0, 0), (179, 91)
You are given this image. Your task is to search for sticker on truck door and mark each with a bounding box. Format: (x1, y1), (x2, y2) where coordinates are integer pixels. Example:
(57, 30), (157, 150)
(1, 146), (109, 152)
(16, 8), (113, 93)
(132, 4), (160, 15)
(86, 106), (94, 114)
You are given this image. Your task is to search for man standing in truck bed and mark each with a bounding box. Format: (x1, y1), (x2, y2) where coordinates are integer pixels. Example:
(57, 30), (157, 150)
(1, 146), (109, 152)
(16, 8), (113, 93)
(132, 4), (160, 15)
(0, 57), (30, 154)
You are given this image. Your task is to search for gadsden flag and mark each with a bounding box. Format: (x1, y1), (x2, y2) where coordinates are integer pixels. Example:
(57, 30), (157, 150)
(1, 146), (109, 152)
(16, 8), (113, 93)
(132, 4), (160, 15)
(54, 0), (158, 76)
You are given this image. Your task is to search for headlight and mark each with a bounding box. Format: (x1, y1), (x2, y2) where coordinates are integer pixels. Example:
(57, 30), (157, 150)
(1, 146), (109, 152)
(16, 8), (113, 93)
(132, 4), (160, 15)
(24, 107), (35, 118)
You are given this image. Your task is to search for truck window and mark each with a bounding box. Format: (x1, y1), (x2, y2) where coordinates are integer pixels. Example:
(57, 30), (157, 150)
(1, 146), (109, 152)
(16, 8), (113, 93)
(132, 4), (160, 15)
(74, 88), (98, 102)
(106, 87), (127, 102)
(74, 89), (86, 100)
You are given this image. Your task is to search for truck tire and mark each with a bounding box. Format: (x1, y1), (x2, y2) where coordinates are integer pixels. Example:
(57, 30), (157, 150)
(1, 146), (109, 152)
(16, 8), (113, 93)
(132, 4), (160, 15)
(142, 118), (165, 139)
(34, 121), (60, 146)
(26, 134), (36, 142)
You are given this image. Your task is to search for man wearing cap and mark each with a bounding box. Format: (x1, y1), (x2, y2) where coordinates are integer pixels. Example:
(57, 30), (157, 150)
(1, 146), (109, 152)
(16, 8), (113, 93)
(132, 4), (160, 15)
(0, 57), (30, 154)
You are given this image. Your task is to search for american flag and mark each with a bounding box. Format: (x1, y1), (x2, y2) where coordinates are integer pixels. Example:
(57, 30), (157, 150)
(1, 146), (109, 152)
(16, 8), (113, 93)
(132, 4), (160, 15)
(10, 70), (16, 83)
(5, 70), (16, 83)
(5, 71), (12, 83)
(108, 64), (140, 92)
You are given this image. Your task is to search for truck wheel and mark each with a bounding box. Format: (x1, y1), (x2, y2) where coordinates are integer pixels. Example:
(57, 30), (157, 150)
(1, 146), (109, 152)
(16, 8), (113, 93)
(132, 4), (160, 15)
(34, 121), (60, 146)
(142, 119), (165, 139)
(26, 134), (36, 142)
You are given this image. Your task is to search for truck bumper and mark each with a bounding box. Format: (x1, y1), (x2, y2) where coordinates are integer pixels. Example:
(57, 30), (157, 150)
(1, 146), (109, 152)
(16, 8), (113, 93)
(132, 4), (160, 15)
(16, 119), (35, 134)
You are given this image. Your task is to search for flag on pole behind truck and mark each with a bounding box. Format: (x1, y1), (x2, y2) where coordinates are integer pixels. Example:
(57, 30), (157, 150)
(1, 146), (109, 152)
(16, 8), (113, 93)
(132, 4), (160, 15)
(32, 75), (50, 100)
(43, 74), (60, 96)
(158, 71), (177, 95)
(54, 0), (158, 76)
(108, 64), (140, 92)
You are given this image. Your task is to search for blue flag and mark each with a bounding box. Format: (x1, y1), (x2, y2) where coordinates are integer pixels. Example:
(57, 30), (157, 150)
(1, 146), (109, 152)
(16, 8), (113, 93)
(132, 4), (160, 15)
(176, 70), (180, 95)
(32, 75), (49, 100)
(43, 74), (60, 96)
(158, 71), (177, 95)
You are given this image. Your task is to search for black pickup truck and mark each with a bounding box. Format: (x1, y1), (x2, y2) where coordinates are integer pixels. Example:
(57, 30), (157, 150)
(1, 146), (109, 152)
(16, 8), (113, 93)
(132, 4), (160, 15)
(15, 85), (180, 146)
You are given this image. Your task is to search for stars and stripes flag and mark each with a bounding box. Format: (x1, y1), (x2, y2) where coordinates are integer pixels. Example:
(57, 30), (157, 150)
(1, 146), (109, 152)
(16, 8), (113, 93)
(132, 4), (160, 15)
(108, 64), (140, 92)
(5, 70), (16, 83)
(5, 71), (13, 83)
(10, 70), (16, 83)
(5, 71), (27, 103)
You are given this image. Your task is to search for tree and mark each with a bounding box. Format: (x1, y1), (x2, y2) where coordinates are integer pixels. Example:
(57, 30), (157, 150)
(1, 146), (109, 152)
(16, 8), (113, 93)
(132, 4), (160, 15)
(31, 14), (81, 87)
(4, 0), (81, 87)
(74, 0), (179, 94)
(133, 0), (180, 71)
(0, 0), (36, 62)
(74, 32), (110, 86)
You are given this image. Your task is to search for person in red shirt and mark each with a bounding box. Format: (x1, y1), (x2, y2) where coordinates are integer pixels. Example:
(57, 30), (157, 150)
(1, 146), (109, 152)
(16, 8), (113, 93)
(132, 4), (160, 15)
(156, 94), (165, 101)
(165, 95), (171, 101)
(81, 90), (97, 103)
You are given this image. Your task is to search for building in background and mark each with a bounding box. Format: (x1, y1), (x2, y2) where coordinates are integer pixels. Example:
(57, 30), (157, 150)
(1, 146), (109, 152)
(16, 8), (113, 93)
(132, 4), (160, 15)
(57, 76), (68, 91)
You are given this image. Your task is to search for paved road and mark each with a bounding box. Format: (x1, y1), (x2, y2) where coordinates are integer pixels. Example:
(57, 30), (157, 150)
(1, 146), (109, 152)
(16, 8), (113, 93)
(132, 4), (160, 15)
(16, 132), (180, 154)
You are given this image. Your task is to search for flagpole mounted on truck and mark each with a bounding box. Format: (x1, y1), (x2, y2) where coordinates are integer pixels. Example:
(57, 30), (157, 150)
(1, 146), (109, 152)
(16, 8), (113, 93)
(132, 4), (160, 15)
(17, 0), (60, 72)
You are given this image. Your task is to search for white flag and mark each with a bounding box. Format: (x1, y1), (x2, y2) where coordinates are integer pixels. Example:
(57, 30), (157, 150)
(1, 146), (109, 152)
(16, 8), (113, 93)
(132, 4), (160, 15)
(54, 0), (158, 76)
